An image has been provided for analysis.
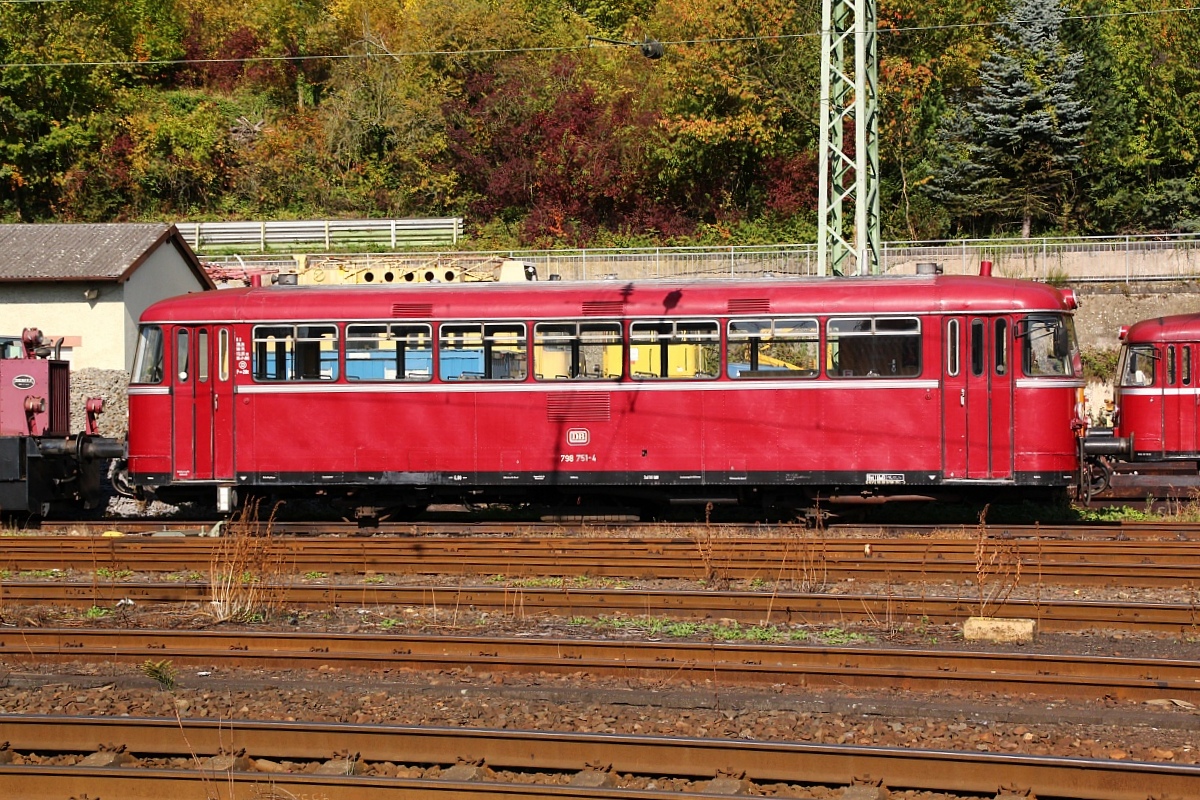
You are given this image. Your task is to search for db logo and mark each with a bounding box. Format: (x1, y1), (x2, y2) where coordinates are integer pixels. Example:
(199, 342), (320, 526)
(567, 428), (590, 446)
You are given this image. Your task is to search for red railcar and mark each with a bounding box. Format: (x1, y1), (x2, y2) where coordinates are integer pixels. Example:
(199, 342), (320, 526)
(1084, 315), (1200, 491)
(115, 273), (1086, 518)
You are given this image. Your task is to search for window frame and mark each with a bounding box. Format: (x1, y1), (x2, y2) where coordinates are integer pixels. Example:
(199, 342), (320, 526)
(727, 318), (820, 379)
(251, 323), (340, 382)
(628, 318), (720, 380)
(533, 320), (623, 381)
(345, 322), (434, 382)
(826, 315), (923, 379)
(438, 321), (528, 382)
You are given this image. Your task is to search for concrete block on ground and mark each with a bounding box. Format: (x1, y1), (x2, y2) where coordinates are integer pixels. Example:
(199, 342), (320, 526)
(963, 616), (1036, 644)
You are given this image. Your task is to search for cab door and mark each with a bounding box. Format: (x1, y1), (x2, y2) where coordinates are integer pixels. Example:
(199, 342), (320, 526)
(171, 328), (197, 480)
(1165, 344), (1198, 457)
(943, 318), (968, 478)
(943, 317), (1014, 479)
(212, 327), (235, 479)
(172, 326), (218, 480)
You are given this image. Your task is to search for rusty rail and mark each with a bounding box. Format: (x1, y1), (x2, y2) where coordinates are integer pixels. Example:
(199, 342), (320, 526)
(4, 628), (1200, 702)
(0, 716), (1196, 800)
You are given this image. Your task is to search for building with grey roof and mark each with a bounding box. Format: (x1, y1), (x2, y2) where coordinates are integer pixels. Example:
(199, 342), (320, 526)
(0, 223), (214, 371)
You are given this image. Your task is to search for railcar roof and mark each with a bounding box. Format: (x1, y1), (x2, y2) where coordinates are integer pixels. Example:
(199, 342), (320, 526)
(140, 275), (1074, 323)
(1123, 313), (1200, 343)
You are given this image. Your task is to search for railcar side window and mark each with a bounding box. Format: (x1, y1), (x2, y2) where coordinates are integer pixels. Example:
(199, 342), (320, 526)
(1168, 346), (1178, 385)
(994, 319), (1008, 375)
(439, 323), (527, 381)
(218, 330), (230, 381)
(176, 330), (189, 383)
(533, 322), (622, 380)
(728, 319), (818, 378)
(1184, 347), (1192, 386)
(630, 320), (719, 379)
(346, 323), (432, 382)
(970, 321), (985, 377)
(197, 329), (209, 383)
(1021, 314), (1079, 377)
(252, 324), (339, 381)
(1118, 345), (1157, 387)
(827, 317), (921, 378)
(946, 319), (960, 377)
(131, 325), (164, 384)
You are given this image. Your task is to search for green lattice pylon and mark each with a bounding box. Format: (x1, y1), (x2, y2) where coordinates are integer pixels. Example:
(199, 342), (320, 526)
(817, 0), (880, 276)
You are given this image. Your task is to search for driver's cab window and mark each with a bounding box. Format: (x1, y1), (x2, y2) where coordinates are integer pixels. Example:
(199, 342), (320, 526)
(1118, 344), (1157, 387)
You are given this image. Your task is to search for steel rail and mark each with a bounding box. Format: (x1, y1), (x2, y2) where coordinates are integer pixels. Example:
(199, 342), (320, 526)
(3, 629), (1200, 701)
(1, 716), (1197, 800)
(33, 519), (1200, 539)
(8, 537), (1200, 586)
(0, 581), (1197, 632)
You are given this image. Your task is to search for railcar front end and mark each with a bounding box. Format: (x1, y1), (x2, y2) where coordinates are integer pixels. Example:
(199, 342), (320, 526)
(1083, 314), (1200, 493)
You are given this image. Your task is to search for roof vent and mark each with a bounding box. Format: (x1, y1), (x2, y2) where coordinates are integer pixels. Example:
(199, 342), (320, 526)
(392, 303), (433, 318)
(916, 262), (943, 275)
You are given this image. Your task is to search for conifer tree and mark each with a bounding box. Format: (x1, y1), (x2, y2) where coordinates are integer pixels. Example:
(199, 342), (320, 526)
(927, 0), (1089, 237)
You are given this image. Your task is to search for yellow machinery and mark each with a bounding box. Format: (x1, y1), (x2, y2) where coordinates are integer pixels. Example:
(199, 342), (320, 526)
(281, 256), (537, 286)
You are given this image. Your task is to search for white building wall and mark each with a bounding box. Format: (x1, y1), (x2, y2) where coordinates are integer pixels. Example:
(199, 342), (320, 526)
(0, 284), (127, 370)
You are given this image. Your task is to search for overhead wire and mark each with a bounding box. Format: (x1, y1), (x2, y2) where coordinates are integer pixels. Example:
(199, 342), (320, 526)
(0, 4), (1196, 69)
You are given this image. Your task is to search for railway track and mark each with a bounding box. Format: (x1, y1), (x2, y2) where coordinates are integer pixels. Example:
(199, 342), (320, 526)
(2, 580), (1198, 632)
(1, 715), (1196, 800)
(31, 518), (1200, 539)
(5, 628), (1200, 702)
(8, 535), (1200, 587)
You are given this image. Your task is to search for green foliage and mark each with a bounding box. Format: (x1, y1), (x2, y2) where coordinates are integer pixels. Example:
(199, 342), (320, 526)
(141, 658), (178, 690)
(84, 605), (111, 619)
(0, 0), (1196, 242)
(1080, 346), (1119, 381)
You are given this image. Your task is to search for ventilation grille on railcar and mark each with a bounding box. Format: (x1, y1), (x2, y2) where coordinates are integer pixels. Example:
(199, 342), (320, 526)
(547, 392), (611, 421)
(727, 298), (771, 314)
(391, 303), (434, 318)
(582, 301), (625, 317)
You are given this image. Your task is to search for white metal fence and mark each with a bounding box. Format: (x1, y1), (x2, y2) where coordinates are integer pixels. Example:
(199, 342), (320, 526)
(197, 231), (1200, 283)
(179, 218), (463, 251)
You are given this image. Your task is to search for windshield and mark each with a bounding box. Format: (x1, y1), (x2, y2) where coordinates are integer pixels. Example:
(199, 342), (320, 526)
(1117, 344), (1156, 387)
(131, 325), (164, 384)
(1021, 314), (1080, 377)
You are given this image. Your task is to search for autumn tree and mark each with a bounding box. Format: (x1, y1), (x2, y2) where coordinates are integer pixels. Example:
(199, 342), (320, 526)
(1077, 0), (1200, 231)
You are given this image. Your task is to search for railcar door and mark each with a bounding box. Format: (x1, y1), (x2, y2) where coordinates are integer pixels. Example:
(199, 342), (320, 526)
(1165, 344), (1198, 457)
(171, 326), (219, 481)
(212, 327), (235, 478)
(943, 317), (1014, 479)
(171, 328), (196, 480)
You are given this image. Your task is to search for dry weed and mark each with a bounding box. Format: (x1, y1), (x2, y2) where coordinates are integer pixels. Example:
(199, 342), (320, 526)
(208, 500), (289, 623)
